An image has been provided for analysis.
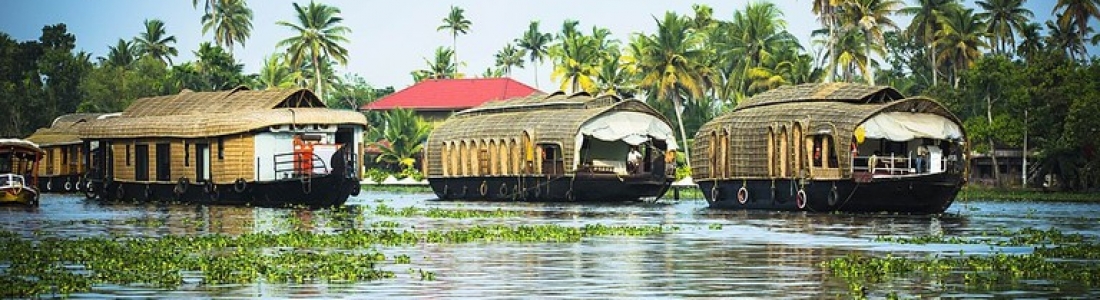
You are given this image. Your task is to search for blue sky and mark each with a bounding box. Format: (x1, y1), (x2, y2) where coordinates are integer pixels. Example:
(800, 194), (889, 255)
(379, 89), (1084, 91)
(1, 0), (1090, 91)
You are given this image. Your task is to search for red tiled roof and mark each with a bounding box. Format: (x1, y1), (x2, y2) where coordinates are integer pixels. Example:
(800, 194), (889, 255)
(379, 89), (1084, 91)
(360, 78), (541, 111)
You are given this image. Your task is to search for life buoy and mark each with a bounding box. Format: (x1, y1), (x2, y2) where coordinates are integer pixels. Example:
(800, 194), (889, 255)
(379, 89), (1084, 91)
(116, 185), (125, 201)
(301, 178), (312, 195)
(174, 177), (189, 196)
(737, 187), (749, 205)
(65, 180), (73, 192)
(233, 178), (247, 193)
(796, 189), (807, 209)
(565, 189), (575, 201)
(46, 180), (53, 192)
(442, 184), (449, 197)
(827, 185), (839, 206)
(710, 185), (719, 202)
(203, 180), (215, 194)
(85, 180), (93, 192)
(498, 183), (508, 198)
(144, 184), (153, 201)
(479, 181), (488, 197)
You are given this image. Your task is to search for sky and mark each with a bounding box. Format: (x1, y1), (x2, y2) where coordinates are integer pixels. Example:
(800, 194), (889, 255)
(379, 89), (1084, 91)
(1, 0), (1090, 92)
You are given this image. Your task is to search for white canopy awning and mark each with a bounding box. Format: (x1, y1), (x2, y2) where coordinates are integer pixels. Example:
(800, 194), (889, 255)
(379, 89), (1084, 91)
(576, 111), (678, 150)
(859, 112), (963, 141)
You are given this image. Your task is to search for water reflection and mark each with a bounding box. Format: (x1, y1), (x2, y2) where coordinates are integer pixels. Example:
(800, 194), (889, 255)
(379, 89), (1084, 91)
(1, 194), (1098, 298)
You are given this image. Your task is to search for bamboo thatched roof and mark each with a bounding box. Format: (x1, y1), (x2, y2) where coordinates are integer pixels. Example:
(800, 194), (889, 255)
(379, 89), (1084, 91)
(0, 138), (44, 155)
(424, 92), (673, 176)
(691, 83), (964, 180)
(81, 87), (366, 139)
(24, 113), (110, 146)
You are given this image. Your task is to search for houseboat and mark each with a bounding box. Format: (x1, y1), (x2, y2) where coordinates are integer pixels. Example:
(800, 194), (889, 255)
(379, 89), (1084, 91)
(1, 139), (45, 206)
(25, 113), (108, 193)
(424, 92), (678, 201)
(692, 83), (967, 214)
(79, 87), (367, 207)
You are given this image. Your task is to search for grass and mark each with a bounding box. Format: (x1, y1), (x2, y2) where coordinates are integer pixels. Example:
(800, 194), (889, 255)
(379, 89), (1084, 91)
(957, 185), (1099, 202)
(358, 184), (433, 194)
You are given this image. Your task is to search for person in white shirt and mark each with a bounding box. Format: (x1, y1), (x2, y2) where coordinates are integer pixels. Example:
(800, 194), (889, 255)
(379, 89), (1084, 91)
(627, 146), (643, 174)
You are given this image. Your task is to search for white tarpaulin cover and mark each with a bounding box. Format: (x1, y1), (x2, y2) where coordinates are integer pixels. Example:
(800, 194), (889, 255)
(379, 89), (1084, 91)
(859, 112), (963, 141)
(576, 111), (679, 150)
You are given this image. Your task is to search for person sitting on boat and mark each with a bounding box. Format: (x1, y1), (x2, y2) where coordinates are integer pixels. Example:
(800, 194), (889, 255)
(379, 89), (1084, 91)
(915, 144), (929, 173)
(869, 151), (881, 174)
(627, 146), (643, 174)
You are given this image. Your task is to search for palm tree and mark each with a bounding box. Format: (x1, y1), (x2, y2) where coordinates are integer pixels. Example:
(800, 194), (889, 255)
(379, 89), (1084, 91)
(1054, 0), (1100, 55)
(935, 7), (988, 88)
(633, 12), (707, 169)
(201, 0), (253, 55)
(721, 2), (799, 96)
(367, 108), (432, 171)
(516, 21), (552, 88)
(1016, 22), (1044, 60)
(133, 19), (178, 65)
(276, 1), (351, 101)
(192, 0), (216, 15)
(437, 6), (472, 70)
(1045, 17), (1089, 59)
(549, 20), (601, 93)
(102, 39), (137, 67)
(842, 0), (904, 85)
(256, 53), (300, 90)
(595, 49), (638, 96)
(976, 0), (1034, 56)
(813, 0), (843, 82)
(412, 46), (457, 82)
(494, 43), (526, 77)
(899, 0), (960, 86)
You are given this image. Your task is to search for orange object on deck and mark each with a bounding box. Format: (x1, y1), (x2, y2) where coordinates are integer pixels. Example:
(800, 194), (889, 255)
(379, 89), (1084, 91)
(293, 136), (314, 175)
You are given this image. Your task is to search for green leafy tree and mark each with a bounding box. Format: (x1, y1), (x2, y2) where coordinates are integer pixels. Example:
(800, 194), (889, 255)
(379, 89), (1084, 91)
(549, 20), (602, 93)
(1044, 17), (1090, 60)
(101, 39), (137, 67)
(899, 0), (961, 86)
(494, 43), (526, 77)
(411, 46), (457, 82)
(437, 6), (472, 71)
(79, 56), (175, 113)
(326, 73), (393, 110)
(134, 19), (178, 65)
(1054, 0), (1100, 57)
(842, 0), (904, 85)
(935, 7), (988, 88)
(276, 1), (351, 101)
(367, 108), (432, 172)
(201, 0), (253, 55)
(171, 42), (244, 91)
(633, 12), (707, 169)
(515, 21), (552, 88)
(1015, 22), (1044, 60)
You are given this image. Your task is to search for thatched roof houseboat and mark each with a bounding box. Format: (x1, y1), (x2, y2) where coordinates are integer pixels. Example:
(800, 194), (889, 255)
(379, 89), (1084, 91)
(692, 83), (967, 213)
(25, 113), (111, 193)
(425, 92), (678, 201)
(79, 87), (367, 207)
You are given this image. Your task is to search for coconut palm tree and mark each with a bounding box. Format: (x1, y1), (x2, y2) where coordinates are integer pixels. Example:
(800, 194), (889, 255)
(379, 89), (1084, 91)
(1045, 17), (1090, 60)
(516, 21), (552, 88)
(276, 1), (351, 101)
(976, 0), (1033, 56)
(367, 108), (432, 171)
(813, 0), (843, 82)
(721, 1), (799, 96)
(412, 46), (457, 82)
(935, 7), (988, 88)
(633, 12), (707, 169)
(193, 0), (216, 15)
(1054, 0), (1100, 54)
(899, 0), (960, 86)
(494, 43), (526, 77)
(1016, 22), (1044, 60)
(842, 0), (904, 85)
(201, 0), (253, 55)
(133, 19), (178, 66)
(102, 39), (137, 67)
(256, 53), (300, 90)
(437, 6), (472, 70)
(549, 20), (601, 93)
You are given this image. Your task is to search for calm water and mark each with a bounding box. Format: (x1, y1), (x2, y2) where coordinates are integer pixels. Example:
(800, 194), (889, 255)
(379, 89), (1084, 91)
(2, 192), (1099, 299)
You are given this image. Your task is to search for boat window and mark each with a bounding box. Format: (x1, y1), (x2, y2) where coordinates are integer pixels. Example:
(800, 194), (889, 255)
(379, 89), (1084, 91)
(498, 141), (509, 176)
(126, 144), (131, 166)
(767, 129), (775, 176)
(134, 144), (149, 181)
(156, 143), (171, 181)
(778, 127), (789, 177)
(441, 142), (449, 176)
(46, 149), (54, 174)
(539, 143), (564, 175)
(708, 131), (718, 178)
(217, 137), (224, 160)
(488, 140), (498, 175)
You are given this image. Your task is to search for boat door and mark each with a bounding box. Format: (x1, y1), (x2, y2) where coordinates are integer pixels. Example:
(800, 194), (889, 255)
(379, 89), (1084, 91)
(539, 143), (564, 175)
(195, 144), (211, 182)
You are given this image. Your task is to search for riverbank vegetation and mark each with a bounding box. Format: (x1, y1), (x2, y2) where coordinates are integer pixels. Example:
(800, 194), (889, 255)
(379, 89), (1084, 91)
(958, 185), (1099, 202)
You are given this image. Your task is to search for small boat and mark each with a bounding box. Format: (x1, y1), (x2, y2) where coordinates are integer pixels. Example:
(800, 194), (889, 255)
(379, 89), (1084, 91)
(692, 83), (967, 213)
(77, 87), (368, 207)
(424, 92), (679, 201)
(25, 113), (107, 193)
(0, 139), (45, 206)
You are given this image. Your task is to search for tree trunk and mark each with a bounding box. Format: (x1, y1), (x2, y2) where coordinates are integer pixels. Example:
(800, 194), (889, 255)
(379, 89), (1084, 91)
(452, 36), (458, 76)
(313, 55), (323, 101)
(825, 23), (837, 83)
(930, 42), (938, 86)
(533, 61), (540, 88)
(671, 93), (691, 171)
(986, 93), (1000, 186)
(865, 30), (875, 85)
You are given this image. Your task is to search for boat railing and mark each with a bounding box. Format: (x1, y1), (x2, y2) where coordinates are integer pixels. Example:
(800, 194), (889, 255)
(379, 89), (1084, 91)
(0, 174), (26, 188)
(272, 152), (329, 178)
(852, 153), (916, 175)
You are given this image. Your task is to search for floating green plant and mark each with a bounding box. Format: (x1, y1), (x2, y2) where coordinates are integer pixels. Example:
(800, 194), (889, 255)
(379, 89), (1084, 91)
(873, 227), (1089, 247)
(369, 204), (524, 219)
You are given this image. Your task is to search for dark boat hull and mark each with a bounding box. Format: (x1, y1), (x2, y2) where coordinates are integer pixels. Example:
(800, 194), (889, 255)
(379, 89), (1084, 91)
(429, 173), (672, 202)
(37, 174), (87, 193)
(86, 174), (360, 208)
(698, 172), (963, 214)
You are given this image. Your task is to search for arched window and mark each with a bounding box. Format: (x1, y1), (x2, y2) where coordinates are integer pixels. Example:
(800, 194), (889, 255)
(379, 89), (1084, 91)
(441, 142), (450, 176)
(511, 139), (521, 174)
(793, 123), (803, 176)
(489, 140), (498, 175)
(766, 128), (775, 177)
(499, 140), (509, 175)
(779, 126), (788, 177)
(709, 131), (718, 178)
(522, 131), (533, 173)
(460, 141), (469, 176)
(720, 129), (730, 177)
